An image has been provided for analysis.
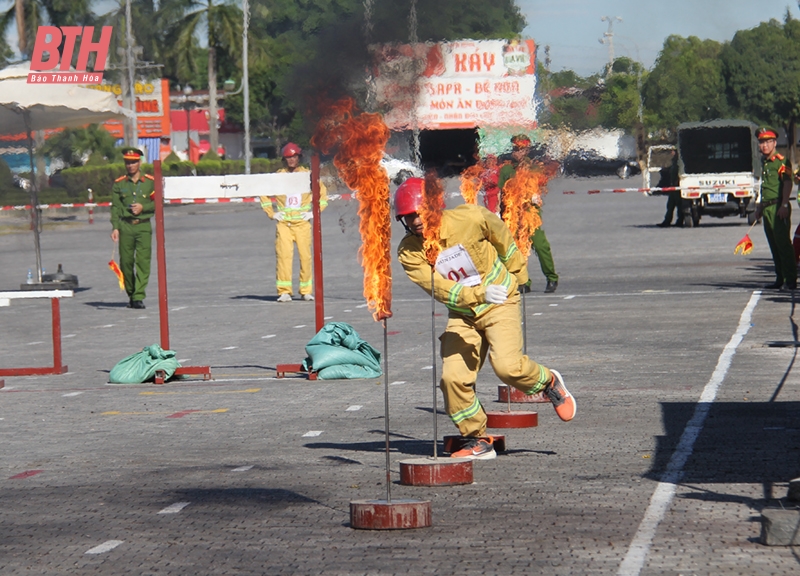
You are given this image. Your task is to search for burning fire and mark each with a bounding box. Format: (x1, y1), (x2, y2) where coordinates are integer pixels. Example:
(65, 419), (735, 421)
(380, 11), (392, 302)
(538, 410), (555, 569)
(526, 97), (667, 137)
(420, 172), (445, 265)
(501, 162), (553, 257)
(108, 259), (124, 291)
(459, 156), (501, 206)
(312, 98), (392, 321)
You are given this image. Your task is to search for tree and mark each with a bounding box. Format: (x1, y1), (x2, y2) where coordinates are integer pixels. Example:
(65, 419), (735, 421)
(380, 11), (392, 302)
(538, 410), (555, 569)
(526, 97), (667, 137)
(160, 0), (243, 152)
(642, 35), (729, 132)
(722, 18), (800, 129)
(597, 57), (646, 132)
(0, 0), (93, 58)
(40, 125), (121, 168)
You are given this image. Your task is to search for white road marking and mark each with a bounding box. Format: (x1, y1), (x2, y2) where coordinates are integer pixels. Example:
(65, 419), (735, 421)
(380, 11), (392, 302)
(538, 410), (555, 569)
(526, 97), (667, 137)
(222, 346), (238, 350)
(293, 325), (306, 328)
(177, 358), (191, 363)
(171, 306), (187, 311)
(302, 430), (323, 437)
(158, 501), (191, 514)
(549, 304), (558, 307)
(101, 324), (115, 328)
(421, 366), (433, 370)
(261, 335), (276, 339)
(27, 341), (44, 345)
(85, 540), (123, 554)
(64, 334), (76, 338)
(533, 312), (543, 316)
(564, 295), (576, 300)
(324, 316), (333, 320)
(137, 316), (147, 319)
(346, 405), (363, 411)
(232, 465), (254, 472)
(344, 309), (352, 312)
(617, 290), (760, 576)
(356, 304), (369, 308)
(62, 392), (84, 397)
(390, 381), (406, 386)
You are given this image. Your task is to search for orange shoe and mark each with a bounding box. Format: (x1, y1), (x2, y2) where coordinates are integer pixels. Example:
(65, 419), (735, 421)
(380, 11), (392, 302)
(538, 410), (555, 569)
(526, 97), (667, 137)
(545, 370), (576, 421)
(450, 436), (496, 460)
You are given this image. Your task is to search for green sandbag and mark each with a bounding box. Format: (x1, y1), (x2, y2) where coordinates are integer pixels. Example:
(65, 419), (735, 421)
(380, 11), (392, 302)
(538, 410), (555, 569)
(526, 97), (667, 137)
(301, 322), (382, 380)
(109, 344), (181, 384)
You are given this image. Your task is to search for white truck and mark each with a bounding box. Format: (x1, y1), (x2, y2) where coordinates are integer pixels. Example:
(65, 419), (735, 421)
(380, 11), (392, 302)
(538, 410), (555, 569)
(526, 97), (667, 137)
(673, 119), (760, 227)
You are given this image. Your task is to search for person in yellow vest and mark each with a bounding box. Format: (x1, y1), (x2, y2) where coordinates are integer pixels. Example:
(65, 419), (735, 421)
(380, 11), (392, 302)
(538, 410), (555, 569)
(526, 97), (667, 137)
(259, 143), (328, 302)
(110, 147), (155, 309)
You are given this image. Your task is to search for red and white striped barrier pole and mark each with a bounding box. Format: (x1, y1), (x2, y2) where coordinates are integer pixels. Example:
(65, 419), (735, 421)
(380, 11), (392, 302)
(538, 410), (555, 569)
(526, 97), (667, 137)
(87, 188), (94, 224)
(561, 184), (755, 196)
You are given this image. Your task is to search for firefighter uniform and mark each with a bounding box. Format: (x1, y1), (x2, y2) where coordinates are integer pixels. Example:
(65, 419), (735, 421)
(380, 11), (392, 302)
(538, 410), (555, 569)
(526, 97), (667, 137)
(259, 166), (328, 296)
(110, 152), (155, 305)
(760, 148), (796, 288)
(398, 204), (553, 437)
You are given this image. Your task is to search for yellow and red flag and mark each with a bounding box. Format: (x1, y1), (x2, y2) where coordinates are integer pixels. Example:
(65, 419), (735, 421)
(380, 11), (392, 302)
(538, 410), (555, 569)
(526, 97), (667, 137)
(733, 234), (753, 255)
(108, 259), (124, 290)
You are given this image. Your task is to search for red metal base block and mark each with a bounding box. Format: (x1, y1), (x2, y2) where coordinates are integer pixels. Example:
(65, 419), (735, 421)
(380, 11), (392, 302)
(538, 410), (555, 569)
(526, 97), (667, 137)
(276, 363), (317, 380)
(154, 366), (212, 385)
(498, 385), (550, 403)
(486, 411), (538, 429)
(0, 379), (4, 389)
(399, 458), (473, 486)
(350, 499), (432, 530)
(443, 435), (506, 454)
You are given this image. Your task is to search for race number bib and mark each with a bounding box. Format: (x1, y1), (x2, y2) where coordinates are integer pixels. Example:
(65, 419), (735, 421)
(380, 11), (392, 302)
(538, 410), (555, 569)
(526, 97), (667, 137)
(435, 244), (481, 287)
(285, 193), (302, 209)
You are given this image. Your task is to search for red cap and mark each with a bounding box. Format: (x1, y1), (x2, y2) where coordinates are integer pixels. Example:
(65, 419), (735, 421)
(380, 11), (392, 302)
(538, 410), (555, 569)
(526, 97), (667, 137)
(511, 134), (532, 149)
(757, 128), (778, 141)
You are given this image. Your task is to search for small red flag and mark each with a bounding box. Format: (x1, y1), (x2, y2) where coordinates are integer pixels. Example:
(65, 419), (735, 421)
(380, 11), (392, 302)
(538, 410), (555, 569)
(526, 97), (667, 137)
(108, 259), (124, 291)
(733, 234), (753, 255)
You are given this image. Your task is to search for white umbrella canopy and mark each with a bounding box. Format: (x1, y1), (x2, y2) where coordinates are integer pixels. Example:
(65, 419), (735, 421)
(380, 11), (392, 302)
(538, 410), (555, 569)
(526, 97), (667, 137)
(0, 62), (132, 134)
(0, 62), (133, 283)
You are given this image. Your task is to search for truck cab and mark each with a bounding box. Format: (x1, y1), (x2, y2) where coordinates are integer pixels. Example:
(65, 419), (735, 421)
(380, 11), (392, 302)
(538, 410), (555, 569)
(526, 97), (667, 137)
(675, 120), (760, 227)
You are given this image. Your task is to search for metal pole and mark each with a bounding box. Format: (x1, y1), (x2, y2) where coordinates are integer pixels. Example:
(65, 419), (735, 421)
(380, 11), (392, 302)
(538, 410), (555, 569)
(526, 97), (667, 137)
(125, 0), (138, 145)
(243, 0), (251, 174)
(154, 161), (170, 350)
(311, 154), (325, 332)
(51, 298), (62, 372)
(25, 119), (42, 282)
(383, 318), (391, 503)
(430, 268), (438, 459)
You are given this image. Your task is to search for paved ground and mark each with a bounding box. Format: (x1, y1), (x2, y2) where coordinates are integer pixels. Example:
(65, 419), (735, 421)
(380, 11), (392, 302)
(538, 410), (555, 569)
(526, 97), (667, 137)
(1, 175), (799, 575)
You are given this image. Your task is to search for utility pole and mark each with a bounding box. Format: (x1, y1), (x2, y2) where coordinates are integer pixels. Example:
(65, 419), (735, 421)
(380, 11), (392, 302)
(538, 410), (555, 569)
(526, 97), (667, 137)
(599, 16), (622, 75)
(125, 0), (137, 146)
(243, 0), (250, 174)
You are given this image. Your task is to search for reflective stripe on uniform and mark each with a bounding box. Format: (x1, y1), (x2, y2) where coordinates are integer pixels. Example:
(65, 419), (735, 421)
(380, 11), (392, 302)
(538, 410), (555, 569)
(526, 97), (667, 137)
(449, 397), (482, 424)
(499, 242), (518, 263)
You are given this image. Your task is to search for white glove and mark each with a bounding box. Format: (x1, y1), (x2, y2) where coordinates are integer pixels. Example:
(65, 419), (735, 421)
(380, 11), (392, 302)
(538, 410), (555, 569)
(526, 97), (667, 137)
(272, 213), (284, 221)
(301, 212), (313, 221)
(485, 284), (508, 305)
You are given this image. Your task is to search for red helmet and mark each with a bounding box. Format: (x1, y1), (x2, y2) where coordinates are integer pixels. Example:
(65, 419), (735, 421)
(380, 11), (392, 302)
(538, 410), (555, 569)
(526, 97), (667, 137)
(394, 177), (424, 220)
(282, 142), (302, 157)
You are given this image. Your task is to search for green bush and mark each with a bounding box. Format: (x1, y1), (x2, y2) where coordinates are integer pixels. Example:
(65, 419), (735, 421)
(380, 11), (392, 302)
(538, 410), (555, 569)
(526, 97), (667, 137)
(196, 159), (222, 175)
(161, 161), (195, 177)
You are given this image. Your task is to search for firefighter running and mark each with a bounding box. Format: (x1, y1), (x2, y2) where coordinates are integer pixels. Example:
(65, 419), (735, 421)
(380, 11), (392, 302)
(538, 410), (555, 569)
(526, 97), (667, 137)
(394, 177), (576, 461)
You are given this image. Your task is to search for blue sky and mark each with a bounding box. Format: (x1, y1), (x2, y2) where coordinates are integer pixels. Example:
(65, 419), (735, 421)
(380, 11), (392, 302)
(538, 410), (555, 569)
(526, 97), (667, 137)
(517, 0), (800, 76)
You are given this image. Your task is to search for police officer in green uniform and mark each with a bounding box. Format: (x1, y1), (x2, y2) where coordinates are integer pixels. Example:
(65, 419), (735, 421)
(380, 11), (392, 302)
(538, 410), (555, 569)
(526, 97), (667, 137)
(498, 134), (559, 293)
(754, 128), (796, 291)
(110, 147), (155, 308)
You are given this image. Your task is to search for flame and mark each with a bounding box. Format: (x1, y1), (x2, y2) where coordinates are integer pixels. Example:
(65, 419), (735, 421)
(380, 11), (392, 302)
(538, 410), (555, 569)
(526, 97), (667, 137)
(108, 259), (124, 291)
(312, 98), (392, 321)
(420, 172), (445, 265)
(501, 162), (553, 257)
(734, 234), (753, 255)
(460, 156), (502, 206)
